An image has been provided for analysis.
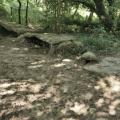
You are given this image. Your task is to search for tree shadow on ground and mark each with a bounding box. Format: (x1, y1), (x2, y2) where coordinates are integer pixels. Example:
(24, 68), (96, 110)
(0, 74), (120, 120)
(0, 36), (120, 120)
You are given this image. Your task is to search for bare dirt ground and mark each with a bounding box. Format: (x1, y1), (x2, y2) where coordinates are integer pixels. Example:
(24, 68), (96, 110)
(0, 36), (120, 120)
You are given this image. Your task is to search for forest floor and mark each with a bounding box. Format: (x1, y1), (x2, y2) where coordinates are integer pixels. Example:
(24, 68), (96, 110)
(0, 36), (120, 120)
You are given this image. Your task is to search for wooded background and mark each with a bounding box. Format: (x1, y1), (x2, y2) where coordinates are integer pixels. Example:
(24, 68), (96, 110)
(1, 0), (120, 34)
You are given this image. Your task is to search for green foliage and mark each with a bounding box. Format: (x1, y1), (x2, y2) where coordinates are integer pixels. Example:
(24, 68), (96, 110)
(81, 27), (119, 52)
(1, 0), (120, 33)
(0, 5), (9, 19)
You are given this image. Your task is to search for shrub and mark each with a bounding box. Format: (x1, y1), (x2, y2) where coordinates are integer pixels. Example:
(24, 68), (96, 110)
(81, 27), (120, 52)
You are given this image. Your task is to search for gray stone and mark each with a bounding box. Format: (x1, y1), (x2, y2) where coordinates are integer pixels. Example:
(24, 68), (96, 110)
(84, 57), (120, 74)
(81, 51), (98, 62)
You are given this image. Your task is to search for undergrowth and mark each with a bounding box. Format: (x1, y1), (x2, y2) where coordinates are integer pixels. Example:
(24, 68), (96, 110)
(80, 27), (120, 54)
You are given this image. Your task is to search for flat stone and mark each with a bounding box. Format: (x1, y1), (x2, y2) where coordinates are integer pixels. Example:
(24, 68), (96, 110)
(84, 57), (120, 75)
(81, 51), (97, 61)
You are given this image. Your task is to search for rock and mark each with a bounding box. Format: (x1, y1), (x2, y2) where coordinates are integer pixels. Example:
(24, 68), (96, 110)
(81, 51), (98, 63)
(19, 33), (82, 55)
(84, 57), (120, 75)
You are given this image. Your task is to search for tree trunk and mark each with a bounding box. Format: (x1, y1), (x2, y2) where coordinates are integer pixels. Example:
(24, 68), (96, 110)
(25, 0), (29, 25)
(54, 0), (62, 34)
(78, 0), (115, 31)
(93, 0), (114, 31)
(10, 7), (13, 22)
(17, 0), (22, 24)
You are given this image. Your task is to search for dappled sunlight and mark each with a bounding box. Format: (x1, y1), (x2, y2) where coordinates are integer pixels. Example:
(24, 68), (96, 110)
(23, 48), (29, 51)
(96, 75), (120, 95)
(28, 84), (43, 93)
(107, 76), (120, 93)
(96, 112), (109, 118)
(12, 39), (16, 42)
(95, 98), (104, 108)
(0, 45), (5, 48)
(10, 116), (30, 120)
(62, 59), (72, 63)
(36, 111), (44, 118)
(0, 66), (120, 120)
(51, 58), (77, 69)
(1, 34), (120, 120)
(62, 118), (79, 120)
(61, 100), (90, 117)
(94, 75), (120, 117)
(18, 84), (29, 92)
(11, 98), (30, 107)
(0, 83), (12, 88)
(31, 60), (46, 65)
(0, 107), (30, 118)
(81, 92), (93, 100)
(28, 64), (43, 69)
(11, 47), (20, 51)
(51, 63), (66, 68)
(0, 78), (62, 119)
(0, 89), (15, 96)
(26, 94), (44, 103)
(28, 60), (47, 69)
(70, 102), (89, 115)
(0, 0), (120, 118)
(61, 100), (73, 115)
(108, 99), (120, 115)
(46, 85), (60, 99)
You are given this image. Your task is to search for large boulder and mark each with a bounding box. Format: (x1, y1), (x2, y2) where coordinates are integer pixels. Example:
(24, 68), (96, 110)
(81, 51), (98, 63)
(84, 57), (120, 75)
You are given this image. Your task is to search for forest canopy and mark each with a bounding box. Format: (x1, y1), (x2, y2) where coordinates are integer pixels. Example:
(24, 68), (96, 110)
(0, 0), (120, 34)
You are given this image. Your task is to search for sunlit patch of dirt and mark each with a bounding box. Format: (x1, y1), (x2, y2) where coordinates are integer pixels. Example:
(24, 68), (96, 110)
(0, 79), (61, 119)
(94, 75), (120, 118)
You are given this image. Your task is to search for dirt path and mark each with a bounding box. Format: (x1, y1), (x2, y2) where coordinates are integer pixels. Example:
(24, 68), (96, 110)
(0, 37), (120, 120)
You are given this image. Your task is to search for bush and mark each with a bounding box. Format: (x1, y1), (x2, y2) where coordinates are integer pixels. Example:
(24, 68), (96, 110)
(81, 27), (120, 52)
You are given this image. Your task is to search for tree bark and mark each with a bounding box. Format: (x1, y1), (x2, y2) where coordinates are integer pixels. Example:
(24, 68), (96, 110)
(10, 7), (13, 22)
(93, 0), (114, 31)
(25, 0), (29, 25)
(75, 0), (115, 31)
(17, 0), (22, 24)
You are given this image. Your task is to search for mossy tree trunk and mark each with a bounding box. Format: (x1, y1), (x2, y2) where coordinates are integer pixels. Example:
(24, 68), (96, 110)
(10, 7), (13, 22)
(93, 0), (114, 32)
